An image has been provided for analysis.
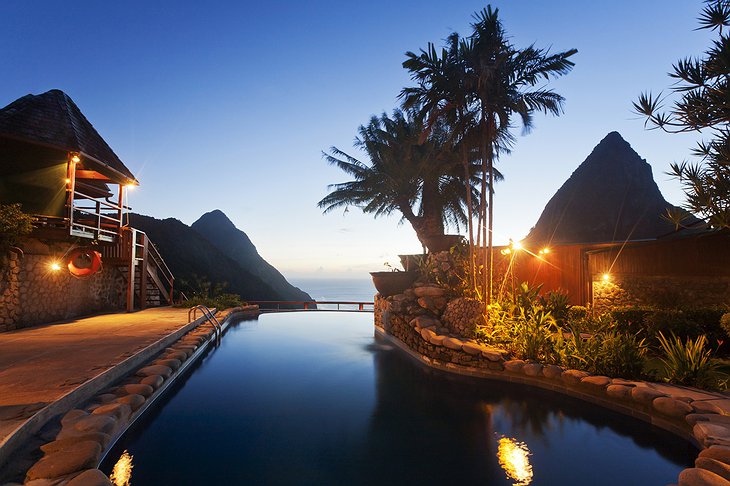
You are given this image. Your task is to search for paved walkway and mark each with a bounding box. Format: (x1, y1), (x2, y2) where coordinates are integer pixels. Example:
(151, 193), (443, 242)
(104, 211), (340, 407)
(0, 308), (192, 443)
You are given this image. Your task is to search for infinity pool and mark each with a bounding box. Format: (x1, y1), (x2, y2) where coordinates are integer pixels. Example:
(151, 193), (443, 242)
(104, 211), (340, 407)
(101, 312), (695, 485)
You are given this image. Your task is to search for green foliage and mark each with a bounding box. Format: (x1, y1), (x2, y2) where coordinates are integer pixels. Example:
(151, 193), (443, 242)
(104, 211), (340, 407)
(556, 327), (647, 379)
(634, 0), (730, 228)
(645, 308), (727, 345)
(179, 293), (247, 311)
(540, 290), (571, 325)
(0, 203), (34, 250)
(609, 307), (654, 334)
(721, 312), (730, 338)
(656, 332), (723, 389)
(566, 305), (589, 321)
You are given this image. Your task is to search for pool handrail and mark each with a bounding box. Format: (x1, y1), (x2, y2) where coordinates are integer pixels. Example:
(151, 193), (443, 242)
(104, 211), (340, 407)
(188, 305), (222, 339)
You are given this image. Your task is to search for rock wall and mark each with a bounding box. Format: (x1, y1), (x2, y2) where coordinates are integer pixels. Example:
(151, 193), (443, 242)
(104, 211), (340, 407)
(592, 275), (730, 313)
(0, 239), (126, 332)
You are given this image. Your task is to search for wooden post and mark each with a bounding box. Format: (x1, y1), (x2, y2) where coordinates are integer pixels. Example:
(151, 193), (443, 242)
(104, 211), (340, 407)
(140, 233), (148, 310)
(117, 183), (124, 233)
(126, 229), (136, 312)
(66, 154), (77, 228)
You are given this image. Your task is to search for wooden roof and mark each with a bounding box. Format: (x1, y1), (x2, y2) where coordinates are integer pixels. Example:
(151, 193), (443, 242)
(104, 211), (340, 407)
(0, 89), (137, 184)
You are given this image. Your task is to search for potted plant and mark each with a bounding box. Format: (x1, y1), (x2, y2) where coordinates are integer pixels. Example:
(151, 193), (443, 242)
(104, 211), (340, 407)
(398, 253), (426, 272)
(370, 263), (417, 297)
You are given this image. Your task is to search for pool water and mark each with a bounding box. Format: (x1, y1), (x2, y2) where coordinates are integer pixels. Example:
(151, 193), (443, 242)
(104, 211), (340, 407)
(101, 312), (696, 485)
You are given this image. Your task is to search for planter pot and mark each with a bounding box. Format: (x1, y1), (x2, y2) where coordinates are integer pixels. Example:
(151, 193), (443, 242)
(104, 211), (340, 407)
(369, 271), (418, 297)
(398, 254), (425, 272)
(422, 234), (465, 253)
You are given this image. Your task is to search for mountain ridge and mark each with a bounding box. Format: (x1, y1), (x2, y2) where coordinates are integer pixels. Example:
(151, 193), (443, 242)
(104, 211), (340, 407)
(525, 131), (700, 245)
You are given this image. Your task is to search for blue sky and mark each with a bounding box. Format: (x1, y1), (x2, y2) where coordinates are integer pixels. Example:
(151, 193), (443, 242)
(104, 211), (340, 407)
(1, 1), (712, 278)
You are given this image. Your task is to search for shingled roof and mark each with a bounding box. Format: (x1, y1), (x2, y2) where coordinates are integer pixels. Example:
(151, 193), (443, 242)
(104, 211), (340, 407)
(0, 89), (137, 183)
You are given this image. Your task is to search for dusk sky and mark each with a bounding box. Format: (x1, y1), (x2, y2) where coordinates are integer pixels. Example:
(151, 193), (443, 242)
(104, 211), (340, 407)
(1, 1), (712, 278)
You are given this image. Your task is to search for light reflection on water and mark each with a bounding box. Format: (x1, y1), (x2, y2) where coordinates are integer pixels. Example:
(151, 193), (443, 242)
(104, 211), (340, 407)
(100, 313), (695, 485)
(498, 437), (533, 485)
(109, 450), (133, 486)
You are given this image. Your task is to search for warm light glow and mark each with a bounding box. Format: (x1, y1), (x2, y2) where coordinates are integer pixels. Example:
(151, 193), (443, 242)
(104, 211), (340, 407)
(49, 261), (62, 272)
(512, 241), (523, 251)
(602, 273), (610, 282)
(70, 154), (80, 164)
(501, 248), (512, 255)
(109, 450), (133, 486)
(125, 183), (136, 191)
(64, 178), (71, 184)
(539, 247), (550, 255)
(498, 437), (533, 485)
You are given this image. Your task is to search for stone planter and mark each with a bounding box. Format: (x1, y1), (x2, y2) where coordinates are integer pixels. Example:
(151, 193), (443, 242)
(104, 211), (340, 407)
(398, 254), (425, 272)
(370, 271), (418, 297)
(422, 234), (465, 253)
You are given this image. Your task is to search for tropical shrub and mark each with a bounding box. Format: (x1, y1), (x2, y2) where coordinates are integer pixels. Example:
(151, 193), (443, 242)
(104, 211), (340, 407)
(566, 305), (589, 321)
(645, 308), (726, 345)
(721, 312), (730, 339)
(556, 315), (648, 379)
(609, 307), (654, 334)
(656, 332), (723, 389)
(540, 290), (571, 325)
(177, 293), (246, 311)
(0, 203), (34, 251)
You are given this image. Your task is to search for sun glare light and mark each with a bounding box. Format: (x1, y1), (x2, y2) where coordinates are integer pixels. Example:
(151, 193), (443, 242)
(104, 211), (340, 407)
(602, 273), (610, 282)
(512, 241), (523, 251)
(539, 247), (550, 255)
(49, 262), (62, 271)
(125, 183), (136, 191)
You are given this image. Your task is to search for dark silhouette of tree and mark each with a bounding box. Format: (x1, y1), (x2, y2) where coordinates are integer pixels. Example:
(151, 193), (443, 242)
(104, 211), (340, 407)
(634, 0), (730, 229)
(318, 109), (478, 250)
(402, 6), (577, 303)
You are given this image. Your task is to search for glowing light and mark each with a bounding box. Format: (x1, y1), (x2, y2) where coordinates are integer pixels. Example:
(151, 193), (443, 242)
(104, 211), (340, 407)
(125, 183), (136, 191)
(109, 450), (133, 486)
(64, 178), (71, 184)
(49, 262), (62, 272)
(512, 241), (523, 251)
(602, 273), (610, 282)
(498, 437), (533, 485)
(501, 248), (512, 255)
(539, 247), (550, 255)
(70, 154), (81, 164)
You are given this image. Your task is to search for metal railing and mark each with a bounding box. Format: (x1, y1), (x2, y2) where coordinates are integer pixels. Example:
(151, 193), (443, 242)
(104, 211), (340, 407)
(188, 305), (222, 339)
(247, 300), (374, 312)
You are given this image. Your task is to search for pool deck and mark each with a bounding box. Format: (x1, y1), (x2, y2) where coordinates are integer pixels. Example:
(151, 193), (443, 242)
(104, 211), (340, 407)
(0, 308), (193, 445)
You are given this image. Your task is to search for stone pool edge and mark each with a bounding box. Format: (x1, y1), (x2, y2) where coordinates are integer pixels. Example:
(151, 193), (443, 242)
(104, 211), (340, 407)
(12, 306), (257, 485)
(375, 324), (730, 486)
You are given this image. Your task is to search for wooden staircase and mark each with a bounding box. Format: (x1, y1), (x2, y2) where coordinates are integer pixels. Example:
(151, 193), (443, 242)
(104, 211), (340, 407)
(101, 227), (175, 311)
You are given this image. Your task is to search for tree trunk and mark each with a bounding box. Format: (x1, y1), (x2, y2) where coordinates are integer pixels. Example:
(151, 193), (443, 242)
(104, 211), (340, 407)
(462, 149), (475, 290)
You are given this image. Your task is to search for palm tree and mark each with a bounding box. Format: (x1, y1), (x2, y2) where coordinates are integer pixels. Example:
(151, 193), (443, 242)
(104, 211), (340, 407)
(318, 109), (477, 250)
(467, 7), (577, 304)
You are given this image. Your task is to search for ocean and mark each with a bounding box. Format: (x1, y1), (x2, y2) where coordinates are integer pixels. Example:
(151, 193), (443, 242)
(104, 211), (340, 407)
(290, 277), (376, 303)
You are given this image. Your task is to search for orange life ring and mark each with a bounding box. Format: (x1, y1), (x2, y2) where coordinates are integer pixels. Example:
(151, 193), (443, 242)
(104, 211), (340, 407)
(67, 249), (102, 278)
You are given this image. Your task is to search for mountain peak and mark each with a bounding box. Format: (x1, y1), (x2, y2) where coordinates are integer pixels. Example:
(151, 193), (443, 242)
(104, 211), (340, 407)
(197, 209), (236, 229)
(525, 132), (698, 245)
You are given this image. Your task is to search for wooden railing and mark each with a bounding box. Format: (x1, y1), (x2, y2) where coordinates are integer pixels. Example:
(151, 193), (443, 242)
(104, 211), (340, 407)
(246, 301), (374, 312)
(101, 227), (174, 310)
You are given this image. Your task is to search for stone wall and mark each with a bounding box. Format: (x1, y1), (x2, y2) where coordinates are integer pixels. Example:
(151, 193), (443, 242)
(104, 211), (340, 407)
(592, 275), (730, 313)
(0, 239), (126, 332)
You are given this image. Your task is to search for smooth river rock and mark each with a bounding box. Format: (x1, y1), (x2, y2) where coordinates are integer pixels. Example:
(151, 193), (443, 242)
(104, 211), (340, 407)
(503, 360), (526, 373)
(700, 446), (730, 465)
(631, 386), (667, 404)
(442, 337), (464, 350)
(136, 365), (173, 379)
(606, 384), (633, 400)
(679, 467), (730, 485)
(25, 441), (101, 480)
(561, 369), (590, 385)
(696, 457), (730, 481)
(116, 393), (146, 411)
(66, 469), (113, 486)
(654, 397), (694, 418)
(461, 342), (483, 356)
(522, 363), (543, 377)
